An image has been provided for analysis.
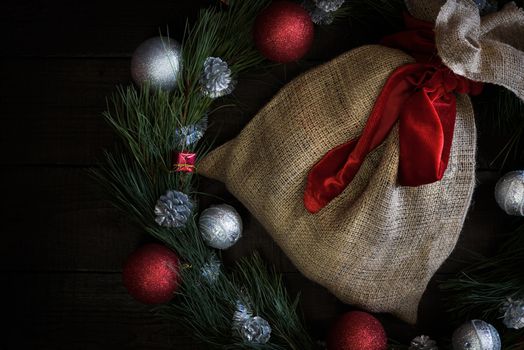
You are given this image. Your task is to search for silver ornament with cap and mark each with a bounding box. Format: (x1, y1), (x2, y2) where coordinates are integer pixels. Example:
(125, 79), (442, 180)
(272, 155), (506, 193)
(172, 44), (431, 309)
(494, 171), (524, 216)
(199, 204), (242, 249)
(452, 320), (501, 350)
(131, 37), (182, 91)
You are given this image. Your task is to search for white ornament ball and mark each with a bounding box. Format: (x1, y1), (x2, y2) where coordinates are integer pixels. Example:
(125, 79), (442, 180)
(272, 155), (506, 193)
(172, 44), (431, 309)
(199, 204), (243, 250)
(131, 37), (182, 90)
(452, 320), (501, 350)
(494, 171), (524, 216)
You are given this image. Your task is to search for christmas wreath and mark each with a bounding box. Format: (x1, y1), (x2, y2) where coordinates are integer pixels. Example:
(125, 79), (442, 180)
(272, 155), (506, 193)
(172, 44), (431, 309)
(95, 0), (524, 349)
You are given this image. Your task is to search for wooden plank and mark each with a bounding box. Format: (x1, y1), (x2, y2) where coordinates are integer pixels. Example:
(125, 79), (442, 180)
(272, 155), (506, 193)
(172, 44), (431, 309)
(6, 271), (198, 350)
(0, 166), (298, 273)
(1, 56), (511, 168)
(0, 166), (141, 272)
(0, 164), (506, 275)
(0, 1), (384, 59)
(0, 58), (128, 164)
(2, 1), (518, 348)
(0, 58), (308, 165)
(0, 164), (508, 346)
(0, 163), (503, 272)
(0, 0), (212, 58)
(2, 270), (422, 348)
(0, 58), (130, 107)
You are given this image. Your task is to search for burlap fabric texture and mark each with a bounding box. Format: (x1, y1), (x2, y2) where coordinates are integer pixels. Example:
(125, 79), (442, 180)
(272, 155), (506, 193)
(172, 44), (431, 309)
(435, 0), (524, 101)
(198, 45), (477, 323)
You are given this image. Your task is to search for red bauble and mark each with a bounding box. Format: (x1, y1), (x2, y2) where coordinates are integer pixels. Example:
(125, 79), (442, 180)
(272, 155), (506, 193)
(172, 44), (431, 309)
(253, 1), (314, 63)
(327, 311), (387, 350)
(122, 243), (180, 304)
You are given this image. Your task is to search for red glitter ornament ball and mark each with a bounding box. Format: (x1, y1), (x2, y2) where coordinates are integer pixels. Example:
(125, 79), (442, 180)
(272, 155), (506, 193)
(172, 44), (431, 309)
(122, 243), (180, 304)
(327, 311), (388, 350)
(253, 1), (314, 63)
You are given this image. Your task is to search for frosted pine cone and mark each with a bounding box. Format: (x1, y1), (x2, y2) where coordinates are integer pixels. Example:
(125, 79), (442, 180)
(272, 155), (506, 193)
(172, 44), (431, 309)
(302, 0), (335, 25)
(314, 0), (345, 12)
(232, 301), (271, 344)
(409, 335), (438, 350)
(174, 116), (208, 147)
(154, 190), (193, 228)
(200, 253), (221, 284)
(501, 297), (524, 330)
(311, 7), (335, 25)
(200, 57), (236, 98)
(240, 316), (271, 344)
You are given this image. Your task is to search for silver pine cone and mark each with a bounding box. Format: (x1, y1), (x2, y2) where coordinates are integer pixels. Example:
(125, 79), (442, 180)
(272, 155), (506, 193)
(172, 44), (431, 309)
(314, 0), (345, 12)
(311, 8), (335, 25)
(174, 116), (208, 148)
(200, 253), (221, 284)
(240, 316), (271, 344)
(501, 297), (524, 330)
(232, 301), (271, 344)
(409, 335), (438, 350)
(154, 190), (193, 228)
(200, 57), (235, 98)
(302, 0), (335, 25)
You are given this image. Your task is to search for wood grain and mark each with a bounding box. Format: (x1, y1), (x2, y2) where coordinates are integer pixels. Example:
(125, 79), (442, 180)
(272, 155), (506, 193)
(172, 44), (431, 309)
(1, 0), (515, 348)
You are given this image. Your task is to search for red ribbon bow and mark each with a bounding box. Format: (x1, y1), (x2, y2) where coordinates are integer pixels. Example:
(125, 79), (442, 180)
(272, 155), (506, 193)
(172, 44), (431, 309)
(304, 15), (483, 214)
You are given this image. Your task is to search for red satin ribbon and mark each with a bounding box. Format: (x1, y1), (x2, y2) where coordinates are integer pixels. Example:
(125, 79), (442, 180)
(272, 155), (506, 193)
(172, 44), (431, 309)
(304, 15), (483, 214)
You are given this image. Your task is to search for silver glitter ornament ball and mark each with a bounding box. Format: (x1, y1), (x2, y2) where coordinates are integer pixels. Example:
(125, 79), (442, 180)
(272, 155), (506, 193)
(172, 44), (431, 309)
(199, 204), (242, 249)
(494, 171), (524, 216)
(131, 37), (182, 91)
(452, 320), (501, 350)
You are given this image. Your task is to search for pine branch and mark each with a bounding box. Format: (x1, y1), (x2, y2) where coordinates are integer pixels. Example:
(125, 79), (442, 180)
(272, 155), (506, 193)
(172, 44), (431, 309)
(440, 222), (524, 346)
(94, 0), (313, 348)
(158, 254), (314, 350)
(178, 0), (270, 125)
(473, 86), (524, 168)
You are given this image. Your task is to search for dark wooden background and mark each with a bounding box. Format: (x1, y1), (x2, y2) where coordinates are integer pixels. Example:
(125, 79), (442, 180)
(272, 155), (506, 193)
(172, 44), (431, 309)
(1, 1), (514, 349)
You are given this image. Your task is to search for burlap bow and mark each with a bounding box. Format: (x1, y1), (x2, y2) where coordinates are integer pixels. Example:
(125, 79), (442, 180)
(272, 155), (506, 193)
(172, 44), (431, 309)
(410, 0), (524, 101)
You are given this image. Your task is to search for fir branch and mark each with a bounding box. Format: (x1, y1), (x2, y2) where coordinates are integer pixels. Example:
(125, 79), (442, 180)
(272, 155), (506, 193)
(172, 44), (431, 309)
(473, 86), (524, 167)
(158, 254), (314, 350)
(178, 0), (270, 125)
(95, 0), (312, 348)
(440, 222), (524, 347)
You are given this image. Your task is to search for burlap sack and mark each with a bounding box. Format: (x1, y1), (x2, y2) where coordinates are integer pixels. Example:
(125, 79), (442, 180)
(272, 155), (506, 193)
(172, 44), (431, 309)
(404, 0), (524, 100)
(435, 0), (524, 101)
(198, 45), (476, 323)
